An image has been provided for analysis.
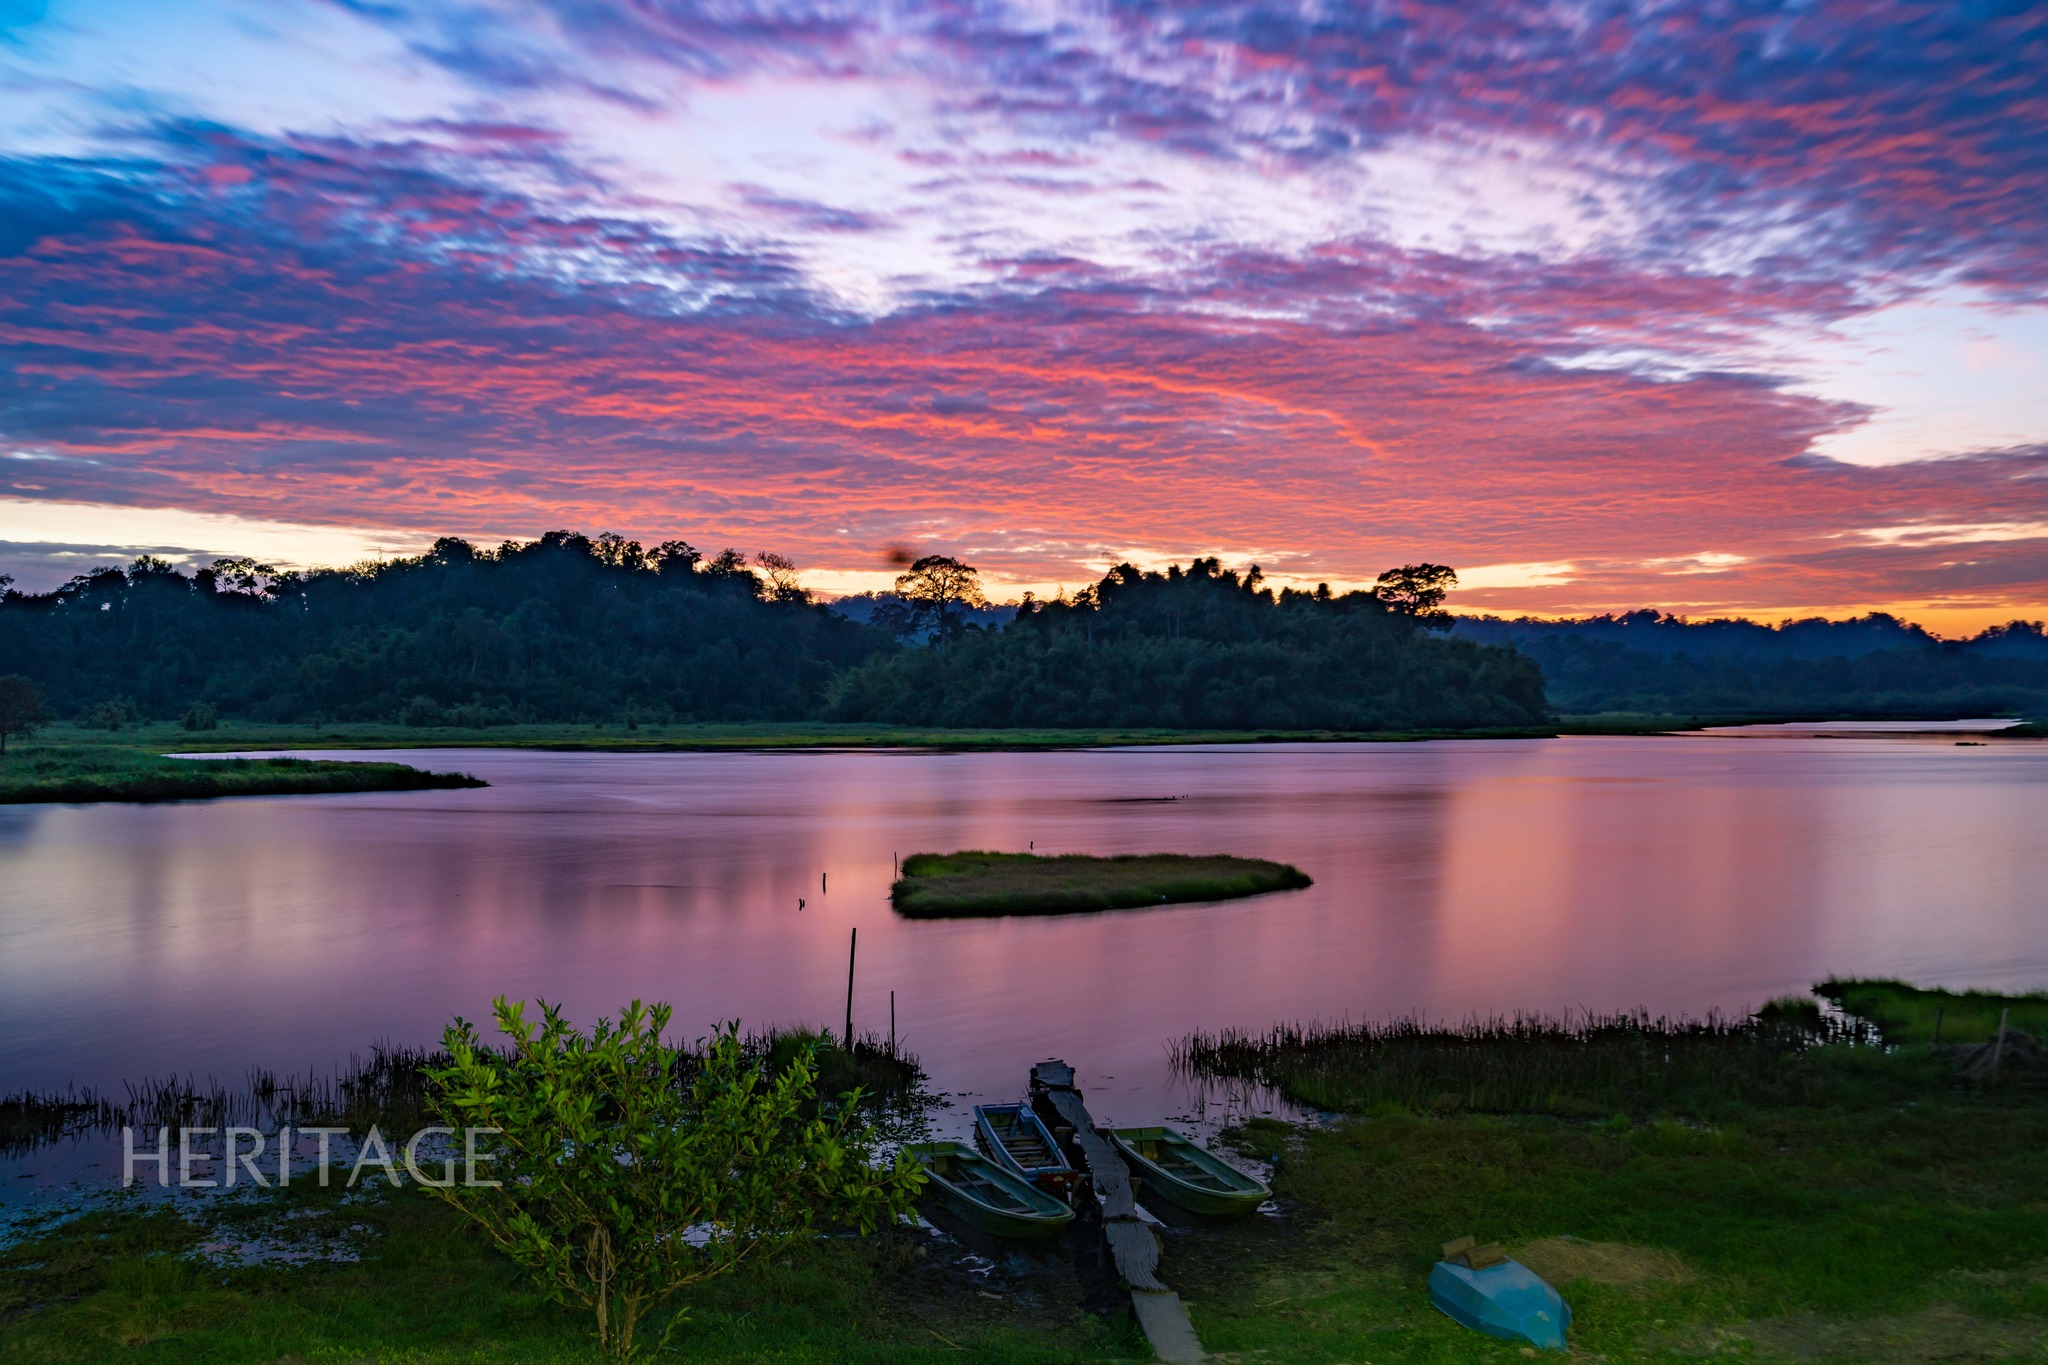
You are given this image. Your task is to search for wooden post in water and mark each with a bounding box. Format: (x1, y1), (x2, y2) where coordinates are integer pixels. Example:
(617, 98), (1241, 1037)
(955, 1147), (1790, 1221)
(889, 990), (896, 1053)
(844, 927), (857, 1050)
(1990, 1006), (2010, 1085)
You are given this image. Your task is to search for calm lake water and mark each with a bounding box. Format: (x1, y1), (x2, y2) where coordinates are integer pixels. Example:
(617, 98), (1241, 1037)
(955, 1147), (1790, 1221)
(4, 736), (2045, 1141)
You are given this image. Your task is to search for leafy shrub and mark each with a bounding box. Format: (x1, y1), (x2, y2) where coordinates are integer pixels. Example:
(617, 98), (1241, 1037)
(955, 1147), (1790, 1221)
(81, 697), (136, 730)
(179, 701), (218, 731)
(427, 998), (920, 1360)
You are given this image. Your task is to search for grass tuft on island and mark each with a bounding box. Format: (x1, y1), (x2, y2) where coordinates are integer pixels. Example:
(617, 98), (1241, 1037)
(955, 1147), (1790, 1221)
(890, 850), (1310, 918)
(0, 743), (485, 805)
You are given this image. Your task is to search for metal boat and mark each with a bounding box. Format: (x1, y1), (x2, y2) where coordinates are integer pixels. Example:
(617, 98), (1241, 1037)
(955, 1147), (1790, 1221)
(905, 1141), (1075, 1240)
(1106, 1125), (1271, 1216)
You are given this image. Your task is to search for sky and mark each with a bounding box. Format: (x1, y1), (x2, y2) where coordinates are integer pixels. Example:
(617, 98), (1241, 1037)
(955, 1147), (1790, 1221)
(2, 1), (2047, 631)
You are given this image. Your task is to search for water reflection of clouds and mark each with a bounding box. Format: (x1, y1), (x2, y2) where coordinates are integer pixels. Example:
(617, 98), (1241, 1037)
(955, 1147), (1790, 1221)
(3, 740), (2045, 1128)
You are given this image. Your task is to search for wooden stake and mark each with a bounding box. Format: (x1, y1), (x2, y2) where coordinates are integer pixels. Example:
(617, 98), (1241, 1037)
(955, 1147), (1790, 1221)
(1990, 1006), (2010, 1085)
(890, 990), (896, 1053)
(844, 927), (857, 1050)
(1933, 1007), (1944, 1045)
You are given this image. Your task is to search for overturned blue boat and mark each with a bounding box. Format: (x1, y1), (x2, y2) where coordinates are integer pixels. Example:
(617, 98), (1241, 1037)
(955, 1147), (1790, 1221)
(1427, 1240), (1569, 1350)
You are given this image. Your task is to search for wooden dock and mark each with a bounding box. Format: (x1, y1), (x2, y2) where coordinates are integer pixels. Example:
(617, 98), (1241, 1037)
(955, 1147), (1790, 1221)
(1031, 1060), (1206, 1364)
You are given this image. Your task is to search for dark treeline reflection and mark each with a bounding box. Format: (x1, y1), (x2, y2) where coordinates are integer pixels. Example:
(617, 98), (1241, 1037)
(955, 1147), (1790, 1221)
(0, 535), (1547, 729)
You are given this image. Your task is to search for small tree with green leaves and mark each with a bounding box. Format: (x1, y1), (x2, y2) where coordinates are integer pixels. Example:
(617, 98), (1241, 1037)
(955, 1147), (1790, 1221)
(0, 675), (51, 757)
(426, 998), (920, 1360)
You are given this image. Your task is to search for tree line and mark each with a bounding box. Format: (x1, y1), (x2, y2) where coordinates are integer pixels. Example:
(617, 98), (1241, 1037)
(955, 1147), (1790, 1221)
(0, 537), (1547, 730)
(830, 559), (1549, 729)
(1450, 611), (2048, 717)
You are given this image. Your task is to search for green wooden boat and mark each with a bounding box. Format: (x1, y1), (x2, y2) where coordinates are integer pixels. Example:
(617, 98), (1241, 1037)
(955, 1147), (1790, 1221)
(905, 1141), (1075, 1240)
(1107, 1126), (1271, 1217)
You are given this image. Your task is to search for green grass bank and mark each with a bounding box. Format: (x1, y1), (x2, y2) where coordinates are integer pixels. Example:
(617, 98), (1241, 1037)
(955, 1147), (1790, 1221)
(0, 742), (484, 805)
(0, 1195), (1138, 1365)
(890, 850), (1312, 917)
(4, 980), (2045, 1362)
(1817, 976), (2048, 1044)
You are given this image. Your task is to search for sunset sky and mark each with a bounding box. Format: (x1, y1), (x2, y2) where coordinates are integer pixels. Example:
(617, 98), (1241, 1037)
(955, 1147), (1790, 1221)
(3, 1), (2046, 631)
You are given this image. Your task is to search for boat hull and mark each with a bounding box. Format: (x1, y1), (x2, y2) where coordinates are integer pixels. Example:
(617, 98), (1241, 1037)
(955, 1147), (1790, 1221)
(906, 1141), (1074, 1241)
(1427, 1258), (1570, 1350)
(1107, 1126), (1271, 1217)
(974, 1103), (1077, 1198)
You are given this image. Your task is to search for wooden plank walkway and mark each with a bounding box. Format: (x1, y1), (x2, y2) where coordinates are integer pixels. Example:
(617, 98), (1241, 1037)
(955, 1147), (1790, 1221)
(1031, 1060), (1206, 1365)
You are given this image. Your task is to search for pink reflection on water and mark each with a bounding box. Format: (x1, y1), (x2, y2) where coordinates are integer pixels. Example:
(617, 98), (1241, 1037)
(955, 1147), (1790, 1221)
(1, 737), (2044, 1125)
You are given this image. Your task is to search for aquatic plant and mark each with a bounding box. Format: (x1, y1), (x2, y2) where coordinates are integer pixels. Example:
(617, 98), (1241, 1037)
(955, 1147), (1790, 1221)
(1173, 1007), (1893, 1119)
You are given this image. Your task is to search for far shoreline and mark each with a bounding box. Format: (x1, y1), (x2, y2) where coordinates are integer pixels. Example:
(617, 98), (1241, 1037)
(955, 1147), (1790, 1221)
(35, 713), (2047, 760)
(3, 714), (2037, 806)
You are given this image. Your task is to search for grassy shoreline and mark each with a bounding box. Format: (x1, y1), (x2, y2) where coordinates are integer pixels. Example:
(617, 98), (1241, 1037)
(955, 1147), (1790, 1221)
(890, 850), (1312, 917)
(21, 714), (2040, 765)
(0, 743), (484, 805)
(5, 981), (2045, 1361)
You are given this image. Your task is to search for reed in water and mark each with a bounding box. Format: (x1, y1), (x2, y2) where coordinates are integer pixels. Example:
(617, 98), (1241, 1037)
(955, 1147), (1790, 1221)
(1174, 1005), (1903, 1118)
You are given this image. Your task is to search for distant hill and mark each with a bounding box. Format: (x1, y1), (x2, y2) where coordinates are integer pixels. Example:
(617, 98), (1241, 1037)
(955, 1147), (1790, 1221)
(1450, 611), (2048, 717)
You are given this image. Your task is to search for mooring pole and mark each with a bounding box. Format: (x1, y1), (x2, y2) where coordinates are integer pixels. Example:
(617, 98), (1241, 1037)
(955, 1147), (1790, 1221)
(890, 990), (896, 1053)
(823, 871), (828, 894)
(844, 927), (858, 1049)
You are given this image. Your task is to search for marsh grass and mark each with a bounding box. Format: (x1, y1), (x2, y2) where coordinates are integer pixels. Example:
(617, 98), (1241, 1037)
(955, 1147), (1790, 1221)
(1174, 1008), (1905, 1119)
(0, 1030), (927, 1156)
(0, 1044), (449, 1154)
(890, 850), (1311, 917)
(0, 743), (483, 804)
(754, 1028), (927, 1109)
(1817, 976), (2048, 1044)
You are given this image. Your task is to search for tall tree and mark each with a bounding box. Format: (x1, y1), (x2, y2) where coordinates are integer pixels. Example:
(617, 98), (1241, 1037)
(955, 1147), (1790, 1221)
(1372, 564), (1458, 623)
(753, 552), (809, 603)
(894, 555), (987, 639)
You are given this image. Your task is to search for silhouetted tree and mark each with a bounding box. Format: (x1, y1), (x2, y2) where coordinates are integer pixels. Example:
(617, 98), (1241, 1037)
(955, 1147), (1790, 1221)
(1373, 564), (1458, 623)
(894, 555), (987, 639)
(754, 552), (809, 603)
(0, 674), (51, 756)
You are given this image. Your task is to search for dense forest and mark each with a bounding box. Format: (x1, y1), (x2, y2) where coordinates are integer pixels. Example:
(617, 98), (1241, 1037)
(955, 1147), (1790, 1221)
(831, 560), (1548, 729)
(1451, 611), (2048, 717)
(9, 536), (2043, 726)
(0, 536), (1546, 729)
(0, 533), (876, 724)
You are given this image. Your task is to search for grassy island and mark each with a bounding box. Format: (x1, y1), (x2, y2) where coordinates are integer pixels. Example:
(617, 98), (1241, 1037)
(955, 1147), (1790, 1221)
(0, 743), (485, 804)
(889, 850), (1311, 917)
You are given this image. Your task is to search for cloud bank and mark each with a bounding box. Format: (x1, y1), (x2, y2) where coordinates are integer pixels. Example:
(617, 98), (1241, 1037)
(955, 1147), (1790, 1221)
(3, 0), (2047, 623)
